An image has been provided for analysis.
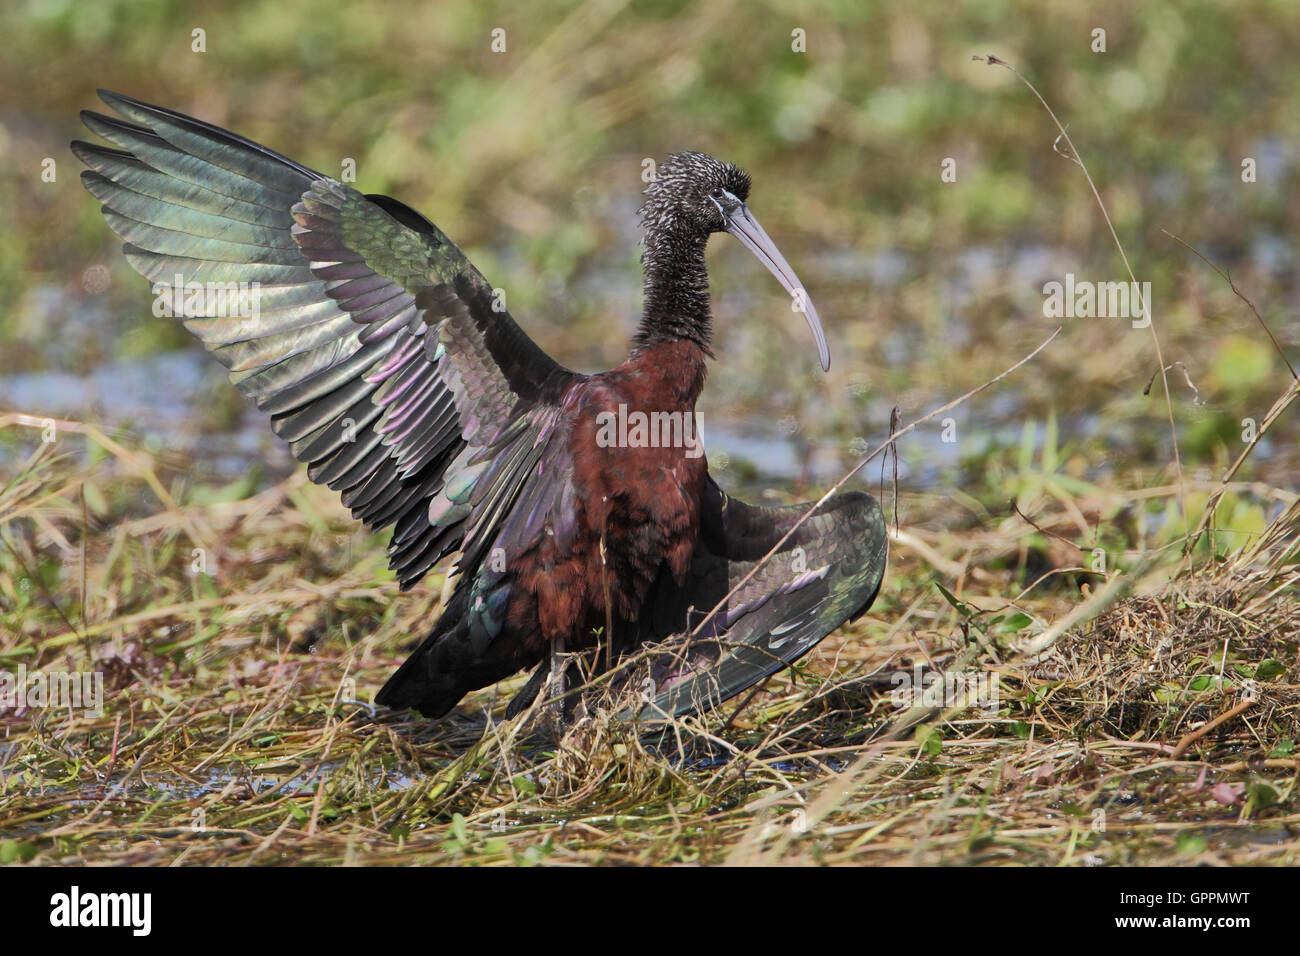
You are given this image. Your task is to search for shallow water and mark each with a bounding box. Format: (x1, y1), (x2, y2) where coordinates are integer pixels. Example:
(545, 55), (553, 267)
(3, 238), (1296, 505)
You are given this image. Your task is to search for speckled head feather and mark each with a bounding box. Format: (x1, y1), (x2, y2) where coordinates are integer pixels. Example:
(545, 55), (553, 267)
(638, 151), (752, 240)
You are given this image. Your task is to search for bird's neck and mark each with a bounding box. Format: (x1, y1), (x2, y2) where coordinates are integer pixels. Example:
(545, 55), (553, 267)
(632, 228), (714, 359)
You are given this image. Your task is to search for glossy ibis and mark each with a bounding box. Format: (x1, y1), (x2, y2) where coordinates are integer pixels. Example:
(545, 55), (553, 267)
(73, 91), (887, 721)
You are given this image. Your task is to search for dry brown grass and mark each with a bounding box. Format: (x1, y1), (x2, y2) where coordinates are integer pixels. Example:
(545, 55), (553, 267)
(1, 415), (1297, 866)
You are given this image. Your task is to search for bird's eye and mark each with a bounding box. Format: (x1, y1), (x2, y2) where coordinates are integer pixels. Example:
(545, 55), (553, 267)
(710, 187), (724, 199)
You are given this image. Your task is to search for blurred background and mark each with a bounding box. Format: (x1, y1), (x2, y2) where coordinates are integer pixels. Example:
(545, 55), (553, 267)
(1, 0), (1297, 541)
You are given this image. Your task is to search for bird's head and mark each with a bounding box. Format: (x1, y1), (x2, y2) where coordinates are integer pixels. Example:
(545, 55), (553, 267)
(639, 151), (830, 371)
(639, 151), (751, 237)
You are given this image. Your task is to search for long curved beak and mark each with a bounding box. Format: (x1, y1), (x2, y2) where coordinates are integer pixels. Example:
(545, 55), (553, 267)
(723, 203), (830, 371)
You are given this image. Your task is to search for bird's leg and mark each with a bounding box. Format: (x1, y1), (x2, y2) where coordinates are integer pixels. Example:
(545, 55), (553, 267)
(548, 636), (567, 721)
(505, 639), (577, 726)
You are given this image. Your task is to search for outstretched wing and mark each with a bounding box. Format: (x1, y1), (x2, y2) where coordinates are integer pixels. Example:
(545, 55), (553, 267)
(627, 478), (888, 720)
(74, 90), (571, 588)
